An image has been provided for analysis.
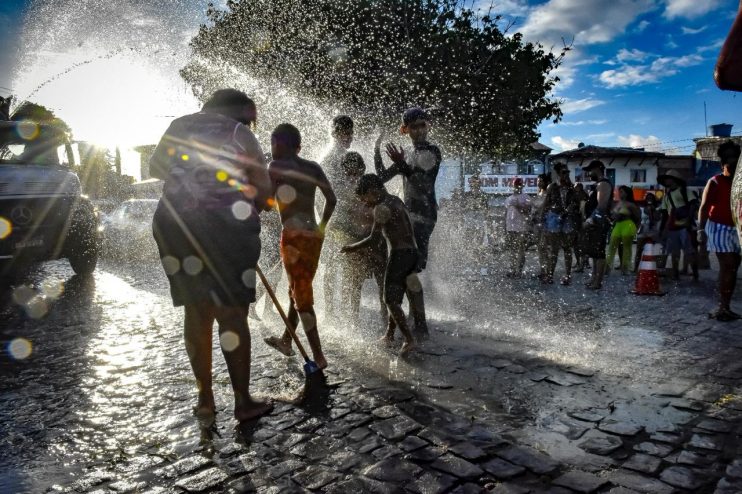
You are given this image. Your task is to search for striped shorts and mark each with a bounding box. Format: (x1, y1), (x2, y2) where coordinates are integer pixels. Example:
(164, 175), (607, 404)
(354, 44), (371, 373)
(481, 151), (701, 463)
(705, 220), (741, 254)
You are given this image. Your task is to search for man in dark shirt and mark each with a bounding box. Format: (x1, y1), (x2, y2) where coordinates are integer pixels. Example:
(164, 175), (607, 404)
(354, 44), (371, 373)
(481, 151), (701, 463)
(374, 108), (441, 338)
(263, 124), (336, 370)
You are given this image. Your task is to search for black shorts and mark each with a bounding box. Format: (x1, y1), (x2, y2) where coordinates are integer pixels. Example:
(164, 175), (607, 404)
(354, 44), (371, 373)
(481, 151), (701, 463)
(384, 248), (419, 305)
(153, 201), (260, 308)
(581, 218), (610, 259)
(412, 219), (436, 271)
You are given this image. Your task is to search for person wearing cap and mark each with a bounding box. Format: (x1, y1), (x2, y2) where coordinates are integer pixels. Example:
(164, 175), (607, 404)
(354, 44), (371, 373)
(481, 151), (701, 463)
(658, 169), (698, 281)
(374, 107), (442, 338)
(504, 177), (532, 278)
(581, 160), (613, 289)
(320, 115), (354, 321)
(698, 140), (742, 321)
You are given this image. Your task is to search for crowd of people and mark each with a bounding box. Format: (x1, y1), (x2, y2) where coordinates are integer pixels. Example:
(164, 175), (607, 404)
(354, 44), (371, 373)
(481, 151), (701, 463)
(503, 141), (742, 321)
(149, 89), (442, 422)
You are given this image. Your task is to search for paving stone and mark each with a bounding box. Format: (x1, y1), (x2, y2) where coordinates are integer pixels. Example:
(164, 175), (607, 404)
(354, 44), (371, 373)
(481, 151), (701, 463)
(290, 437), (338, 461)
(688, 433), (725, 451)
(399, 435), (428, 452)
(233, 453), (263, 474)
(453, 483), (491, 494)
(406, 470), (457, 494)
(174, 467), (229, 492)
(467, 427), (508, 444)
(109, 480), (146, 493)
(267, 460), (304, 479)
(371, 445), (403, 460)
(322, 450), (368, 472)
(167, 456), (212, 477)
(569, 411), (606, 423)
(660, 466), (705, 490)
(363, 457), (422, 482)
(430, 453), (484, 479)
(490, 359), (513, 369)
(633, 442), (674, 457)
(623, 454), (662, 475)
(291, 466), (339, 490)
(406, 445), (446, 463)
(371, 405), (400, 419)
(369, 414), (422, 441)
(418, 427), (458, 447)
(553, 471), (609, 493)
(355, 435), (384, 454)
(506, 365), (528, 374)
(567, 366), (596, 377)
(348, 427), (372, 442)
(373, 387), (415, 403)
(668, 398), (704, 412)
(496, 445), (559, 475)
(654, 382), (692, 398)
(449, 441), (487, 461)
(426, 379), (454, 389)
(481, 458), (526, 479)
(726, 459), (742, 478)
(607, 470), (676, 494)
(598, 420), (644, 437)
(490, 483), (530, 494)
(685, 383), (729, 402)
(545, 372), (585, 386)
(676, 450), (716, 467)
(648, 432), (683, 445)
(696, 419), (733, 433)
(606, 488), (640, 494)
(715, 477), (742, 494)
(329, 407), (352, 420)
(579, 435), (623, 455)
(528, 370), (550, 382)
(548, 416), (591, 440)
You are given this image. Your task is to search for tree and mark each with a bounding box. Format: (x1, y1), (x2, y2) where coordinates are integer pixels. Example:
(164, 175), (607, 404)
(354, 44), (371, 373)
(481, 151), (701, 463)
(181, 0), (564, 157)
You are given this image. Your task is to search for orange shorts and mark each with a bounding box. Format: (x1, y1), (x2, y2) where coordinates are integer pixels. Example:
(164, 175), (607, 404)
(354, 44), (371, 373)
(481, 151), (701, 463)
(280, 229), (324, 311)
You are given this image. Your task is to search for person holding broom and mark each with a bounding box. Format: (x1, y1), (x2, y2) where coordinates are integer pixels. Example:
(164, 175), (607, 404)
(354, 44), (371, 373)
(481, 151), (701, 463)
(263, 123), (336, 370)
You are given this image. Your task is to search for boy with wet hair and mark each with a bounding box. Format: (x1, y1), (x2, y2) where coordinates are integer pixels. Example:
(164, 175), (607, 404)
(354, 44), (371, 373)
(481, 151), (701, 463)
(342, 174), (419, 355)
(335, 152), (387, 328)
(263, 123), (336, 370)
(375, 107), (441, 338)
(322, 115), (354, 320)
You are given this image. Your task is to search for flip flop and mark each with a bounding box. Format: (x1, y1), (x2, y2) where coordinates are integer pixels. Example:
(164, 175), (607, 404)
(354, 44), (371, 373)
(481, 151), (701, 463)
(264, 336), (295, 356)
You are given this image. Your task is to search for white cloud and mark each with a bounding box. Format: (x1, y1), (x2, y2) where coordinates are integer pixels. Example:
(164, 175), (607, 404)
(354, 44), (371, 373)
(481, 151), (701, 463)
(618, 134), (662, 149)
(559, 119), (609, 126)
(520, 0), (655, 48)
(599, 53), (704, 88)
(551, 136), (582, 150)
(616, 48), (650, 63)
(681, 25), (707, 35)
(560, 97), (606, 113)
(635, 20), (650, 32)
(663, 0), (723, 19)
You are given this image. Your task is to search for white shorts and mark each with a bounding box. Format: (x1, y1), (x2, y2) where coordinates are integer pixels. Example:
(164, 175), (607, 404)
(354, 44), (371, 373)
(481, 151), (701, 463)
(706, 220), (741, 254)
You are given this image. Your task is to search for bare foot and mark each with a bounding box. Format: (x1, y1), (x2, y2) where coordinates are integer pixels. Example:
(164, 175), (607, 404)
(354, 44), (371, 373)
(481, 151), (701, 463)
(192, 391), (215, 419)
(400, 341), (416, 356)
(264, 336), (295, 356)
(379, 335), (394, 347)
(235, 398), (274, 423)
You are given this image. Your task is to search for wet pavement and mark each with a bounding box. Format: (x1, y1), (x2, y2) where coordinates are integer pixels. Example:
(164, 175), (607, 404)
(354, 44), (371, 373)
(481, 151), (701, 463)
(2, 243), (742, 493)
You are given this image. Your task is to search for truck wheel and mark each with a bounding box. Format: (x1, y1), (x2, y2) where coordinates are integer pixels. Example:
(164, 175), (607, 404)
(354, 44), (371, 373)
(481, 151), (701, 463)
(69, 243), (98, 275)
(66, 200), (99, 276)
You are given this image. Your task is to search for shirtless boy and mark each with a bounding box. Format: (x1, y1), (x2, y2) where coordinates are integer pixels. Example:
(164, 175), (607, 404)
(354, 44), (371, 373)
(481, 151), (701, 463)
(342, 174), (420, 356)
(264, 124), (336, 369)
(335, 152), (387, 328)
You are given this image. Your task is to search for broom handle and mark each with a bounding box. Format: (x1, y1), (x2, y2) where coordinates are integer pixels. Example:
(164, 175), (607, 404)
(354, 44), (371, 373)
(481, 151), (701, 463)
(255, 265), (312, 362)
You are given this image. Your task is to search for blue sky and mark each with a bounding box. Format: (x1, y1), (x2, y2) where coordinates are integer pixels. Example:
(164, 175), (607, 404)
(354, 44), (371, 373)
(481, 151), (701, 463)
(1, 0), (740, 159)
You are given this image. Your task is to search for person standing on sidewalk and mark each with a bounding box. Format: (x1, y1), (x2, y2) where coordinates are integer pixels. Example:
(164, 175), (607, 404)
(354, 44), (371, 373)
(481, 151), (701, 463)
(698, 140), (742, 321)
(582, 160), (613, 290)
(606, 186), (641, 276)
(504, 178), (531, 278)
(150, 89), (273, 422)
(658, 170), (698, 281)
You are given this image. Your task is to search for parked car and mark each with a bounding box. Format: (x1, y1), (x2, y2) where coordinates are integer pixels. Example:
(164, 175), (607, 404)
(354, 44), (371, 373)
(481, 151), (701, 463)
(100, 199), (159, 260)
(0, 121), (99, 277)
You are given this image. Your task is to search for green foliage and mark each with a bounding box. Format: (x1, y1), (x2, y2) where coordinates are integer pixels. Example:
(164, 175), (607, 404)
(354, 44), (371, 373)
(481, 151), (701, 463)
(182, 0), (564, 157)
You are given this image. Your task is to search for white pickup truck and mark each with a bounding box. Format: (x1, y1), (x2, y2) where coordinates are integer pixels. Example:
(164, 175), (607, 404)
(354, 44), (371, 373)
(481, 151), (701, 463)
(0, 121), (99, 277)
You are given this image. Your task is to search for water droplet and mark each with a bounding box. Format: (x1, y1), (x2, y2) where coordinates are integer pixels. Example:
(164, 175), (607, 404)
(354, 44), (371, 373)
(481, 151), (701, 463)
(8, 338), (32, 360)
(220, 331), (240, 352)
(40, 279), (64, 299)
(183, 256), (203, 276)
(276, 184), (297, 204)
(231, 200), (252, 220)
(241, 269), (256, 288)
(161, 256), (180, 275)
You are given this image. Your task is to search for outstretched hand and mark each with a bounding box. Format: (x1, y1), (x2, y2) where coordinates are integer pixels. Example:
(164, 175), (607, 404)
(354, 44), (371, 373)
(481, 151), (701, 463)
(385, 143), (405, 164)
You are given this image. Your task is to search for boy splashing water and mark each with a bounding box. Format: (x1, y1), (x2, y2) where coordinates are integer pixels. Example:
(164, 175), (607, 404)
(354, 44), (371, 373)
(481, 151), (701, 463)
(264, 124), (336, 369)
(342, 174), (420, 356)
(375, 108), (441, 338)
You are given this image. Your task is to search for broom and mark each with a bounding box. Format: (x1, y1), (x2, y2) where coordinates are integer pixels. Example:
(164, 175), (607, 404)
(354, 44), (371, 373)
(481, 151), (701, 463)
(255, 266), (323, 377)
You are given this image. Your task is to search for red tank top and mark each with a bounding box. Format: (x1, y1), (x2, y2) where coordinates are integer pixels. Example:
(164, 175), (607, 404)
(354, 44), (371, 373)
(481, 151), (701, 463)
(709, 174), (734, 226)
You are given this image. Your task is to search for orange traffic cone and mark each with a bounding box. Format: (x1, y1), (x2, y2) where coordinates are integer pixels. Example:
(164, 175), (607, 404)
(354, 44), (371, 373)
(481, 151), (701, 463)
(631, 241), (665, 296)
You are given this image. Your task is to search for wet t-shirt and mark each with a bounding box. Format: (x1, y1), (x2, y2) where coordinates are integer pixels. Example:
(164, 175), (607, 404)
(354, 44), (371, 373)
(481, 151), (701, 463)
(149, 111), (265, 231)
(378, 141), (442, 224)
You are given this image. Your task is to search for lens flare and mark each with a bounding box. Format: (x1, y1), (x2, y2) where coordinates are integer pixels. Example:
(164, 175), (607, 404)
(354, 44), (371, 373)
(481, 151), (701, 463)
(216, 170), (229, 182)
(17, 120), (40, 140)
(276, 184), (297, 204)
(220, 331), (240, 352)
(0, 217), (11, 240)
(231, 201), (252, 220)
(161, 256), (180, 275)
(8, 338), (32, 360)
(40, 279), (65, 299)
(182, 256), (203, 276)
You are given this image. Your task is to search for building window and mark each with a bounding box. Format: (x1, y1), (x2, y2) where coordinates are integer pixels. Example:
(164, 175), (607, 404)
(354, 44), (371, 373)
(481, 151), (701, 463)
(630, 169), (646, 183)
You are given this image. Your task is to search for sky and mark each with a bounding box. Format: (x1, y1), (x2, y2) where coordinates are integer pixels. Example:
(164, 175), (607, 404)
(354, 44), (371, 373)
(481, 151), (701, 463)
(0, 0), (741, 171)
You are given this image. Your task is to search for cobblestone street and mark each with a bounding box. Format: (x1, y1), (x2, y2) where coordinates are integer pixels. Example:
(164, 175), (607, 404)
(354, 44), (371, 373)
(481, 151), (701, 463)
(2, 251), (742, 494)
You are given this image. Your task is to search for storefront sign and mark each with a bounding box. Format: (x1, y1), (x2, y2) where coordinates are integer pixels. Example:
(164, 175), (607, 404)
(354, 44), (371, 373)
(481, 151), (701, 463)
(465, 174), (540, 194)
